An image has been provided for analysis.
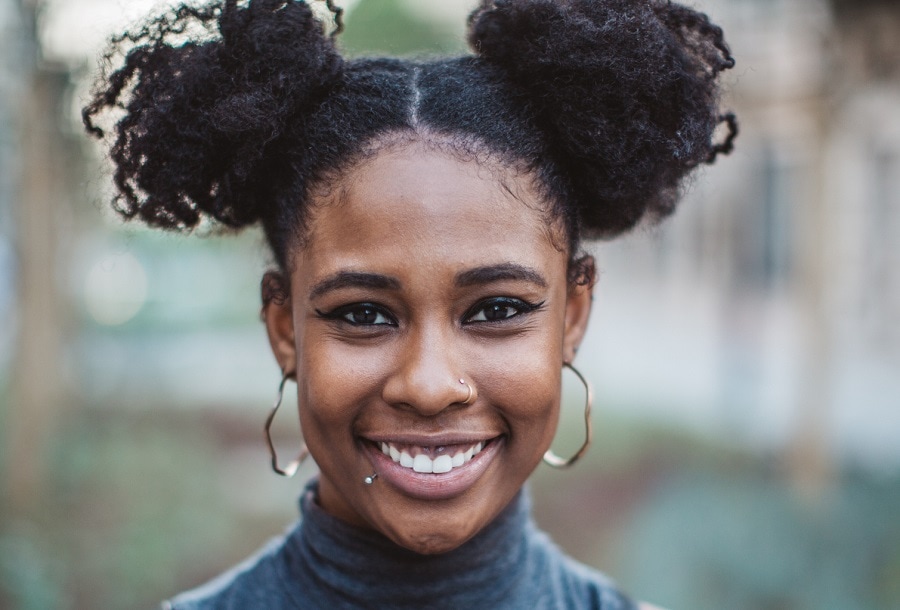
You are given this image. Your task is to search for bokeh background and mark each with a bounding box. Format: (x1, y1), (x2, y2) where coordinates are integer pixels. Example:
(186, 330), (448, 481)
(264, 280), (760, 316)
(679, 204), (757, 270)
(1, 0), (899, 608)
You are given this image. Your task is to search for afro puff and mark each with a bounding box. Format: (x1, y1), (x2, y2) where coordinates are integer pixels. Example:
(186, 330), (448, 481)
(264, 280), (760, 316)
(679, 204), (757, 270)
(84, 0), (736, 271)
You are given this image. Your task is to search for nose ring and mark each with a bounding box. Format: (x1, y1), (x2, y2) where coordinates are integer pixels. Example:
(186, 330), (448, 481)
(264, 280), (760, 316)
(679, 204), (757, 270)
(459, 378), (474, 405)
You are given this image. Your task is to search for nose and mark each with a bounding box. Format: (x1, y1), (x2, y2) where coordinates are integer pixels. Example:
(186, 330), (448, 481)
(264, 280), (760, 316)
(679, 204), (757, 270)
(381, 325), (471, 416)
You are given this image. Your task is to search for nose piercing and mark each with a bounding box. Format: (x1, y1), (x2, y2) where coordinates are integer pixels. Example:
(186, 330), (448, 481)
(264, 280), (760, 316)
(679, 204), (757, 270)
(364, 473), (378, 485)
(459, 378), (474, 405)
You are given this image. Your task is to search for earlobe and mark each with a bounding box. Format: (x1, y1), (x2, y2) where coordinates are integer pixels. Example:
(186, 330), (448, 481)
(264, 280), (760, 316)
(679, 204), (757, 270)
(562, 257), (595, 364)
(261, 271), (297, 373)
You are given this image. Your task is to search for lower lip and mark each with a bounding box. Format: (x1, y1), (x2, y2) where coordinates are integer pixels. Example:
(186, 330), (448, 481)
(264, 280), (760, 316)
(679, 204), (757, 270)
(363, 438), (503, 501)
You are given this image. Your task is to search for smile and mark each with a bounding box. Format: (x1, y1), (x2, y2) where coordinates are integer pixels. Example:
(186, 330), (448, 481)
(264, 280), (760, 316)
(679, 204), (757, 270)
(379, 441), (486, 474)
(363, 436), (503, 500)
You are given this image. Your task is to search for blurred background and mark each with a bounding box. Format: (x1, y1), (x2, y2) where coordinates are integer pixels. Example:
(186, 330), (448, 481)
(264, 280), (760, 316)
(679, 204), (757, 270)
(1, 0), (898, 608)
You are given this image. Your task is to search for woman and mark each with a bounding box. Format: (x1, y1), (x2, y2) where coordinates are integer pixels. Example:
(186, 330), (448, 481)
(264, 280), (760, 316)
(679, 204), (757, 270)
(83, 0), (736, 607)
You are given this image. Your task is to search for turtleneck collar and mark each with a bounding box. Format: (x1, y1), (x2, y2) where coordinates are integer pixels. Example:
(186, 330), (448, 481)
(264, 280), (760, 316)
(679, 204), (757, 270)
(276, 478), (531, 608)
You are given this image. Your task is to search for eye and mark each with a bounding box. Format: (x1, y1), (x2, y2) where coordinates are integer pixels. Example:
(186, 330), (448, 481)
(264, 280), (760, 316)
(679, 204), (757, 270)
(464, 297), (543, 323)
(316, 303), (397, 326)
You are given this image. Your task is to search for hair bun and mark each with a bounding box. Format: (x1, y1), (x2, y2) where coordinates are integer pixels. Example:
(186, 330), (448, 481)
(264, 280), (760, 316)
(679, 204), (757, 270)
(84, 0), (343, 230)
(468, 0), (736, 237)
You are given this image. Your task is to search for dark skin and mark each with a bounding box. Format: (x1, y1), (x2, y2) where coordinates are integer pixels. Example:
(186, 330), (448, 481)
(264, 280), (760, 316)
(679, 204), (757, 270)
(262, 140), (593, 555)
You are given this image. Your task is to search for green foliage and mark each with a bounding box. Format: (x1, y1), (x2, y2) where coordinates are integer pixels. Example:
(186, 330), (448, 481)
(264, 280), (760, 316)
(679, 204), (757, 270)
(618, 470), (900, 609)
(0, 410), (296, 609)
(339, 0), (466, 57)
(531, 413), (900, 610)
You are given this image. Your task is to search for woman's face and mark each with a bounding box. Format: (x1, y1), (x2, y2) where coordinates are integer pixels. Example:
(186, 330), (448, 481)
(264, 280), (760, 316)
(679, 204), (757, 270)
(264, 141), (592, 554)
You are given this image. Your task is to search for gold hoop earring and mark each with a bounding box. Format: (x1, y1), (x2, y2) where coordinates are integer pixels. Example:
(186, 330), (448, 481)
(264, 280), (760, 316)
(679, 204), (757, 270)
(264, 371), (309, 477)
(543, 362), (593, 469)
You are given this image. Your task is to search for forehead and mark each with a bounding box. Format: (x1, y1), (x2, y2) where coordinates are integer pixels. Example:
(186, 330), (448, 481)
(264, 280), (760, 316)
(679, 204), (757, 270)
(294, 143), (566, 284)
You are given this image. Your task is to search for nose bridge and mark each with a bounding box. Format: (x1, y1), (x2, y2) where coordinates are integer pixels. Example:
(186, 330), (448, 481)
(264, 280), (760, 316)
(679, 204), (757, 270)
(383, 318), (462, 415)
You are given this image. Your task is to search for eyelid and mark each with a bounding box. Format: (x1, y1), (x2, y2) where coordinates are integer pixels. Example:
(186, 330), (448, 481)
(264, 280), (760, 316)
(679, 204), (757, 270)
(315, 302), (398, 326)
(462, 296), (544, 324)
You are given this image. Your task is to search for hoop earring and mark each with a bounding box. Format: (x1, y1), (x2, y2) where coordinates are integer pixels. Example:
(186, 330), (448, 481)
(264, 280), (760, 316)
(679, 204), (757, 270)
(543, 362), (593, 469)
(264, 371), (309, 477)
(459, 378), (475, 405)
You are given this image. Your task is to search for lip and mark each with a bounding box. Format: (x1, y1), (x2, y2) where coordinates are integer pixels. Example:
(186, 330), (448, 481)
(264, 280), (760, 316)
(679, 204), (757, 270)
(363, 432), (497, 446)
(362, 435), (504, 501)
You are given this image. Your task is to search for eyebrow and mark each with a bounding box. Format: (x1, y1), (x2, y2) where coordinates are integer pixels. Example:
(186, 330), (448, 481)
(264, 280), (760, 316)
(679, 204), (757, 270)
(309, 271), (401, 299)
(455, 263), (547, 288)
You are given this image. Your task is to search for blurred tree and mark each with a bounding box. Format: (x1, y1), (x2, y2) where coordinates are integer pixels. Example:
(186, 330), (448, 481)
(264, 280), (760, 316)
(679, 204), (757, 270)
(4, 0), (73, 515)
(339, 0), (465, 57)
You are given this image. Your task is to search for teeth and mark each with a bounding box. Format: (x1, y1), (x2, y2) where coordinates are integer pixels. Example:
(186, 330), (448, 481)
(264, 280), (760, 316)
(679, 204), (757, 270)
(413, 454), (433, 473)
(400, 451), (414, 468)
(380, 441), (487, 474)
(433, 455), (452, 473)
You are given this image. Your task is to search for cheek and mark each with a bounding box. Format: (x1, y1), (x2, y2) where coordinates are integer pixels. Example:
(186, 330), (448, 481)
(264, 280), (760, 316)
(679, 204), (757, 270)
(296, 337), (384, 445)
(471, 333), (564, 446)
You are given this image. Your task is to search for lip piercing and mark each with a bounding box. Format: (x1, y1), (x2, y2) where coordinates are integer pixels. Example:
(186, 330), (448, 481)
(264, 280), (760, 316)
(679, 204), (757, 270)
(459, 378), (474, 405)
(364, 473), (378, 485)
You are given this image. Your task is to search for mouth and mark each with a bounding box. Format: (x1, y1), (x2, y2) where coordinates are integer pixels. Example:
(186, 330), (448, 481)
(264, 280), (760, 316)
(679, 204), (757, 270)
(377, 440), (488, 474)
(361, 436), (503, 500)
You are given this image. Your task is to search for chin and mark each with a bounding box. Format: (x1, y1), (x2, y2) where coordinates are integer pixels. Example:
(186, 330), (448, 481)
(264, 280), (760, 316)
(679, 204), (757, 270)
(390, 527), (473, 555)
(371, 496), (496, 555)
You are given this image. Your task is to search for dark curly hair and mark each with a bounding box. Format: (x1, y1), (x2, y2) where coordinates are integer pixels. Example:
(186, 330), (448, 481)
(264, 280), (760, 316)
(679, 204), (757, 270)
(83, 0), (736, 277)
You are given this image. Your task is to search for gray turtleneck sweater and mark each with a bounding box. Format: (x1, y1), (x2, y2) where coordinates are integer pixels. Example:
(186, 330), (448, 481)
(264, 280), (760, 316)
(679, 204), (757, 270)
(164, 479), (637, 609)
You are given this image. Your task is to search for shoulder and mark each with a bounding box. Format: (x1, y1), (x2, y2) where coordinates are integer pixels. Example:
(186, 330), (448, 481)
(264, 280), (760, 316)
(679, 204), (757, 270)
(555, 556), (669, 610)
(523, 525), (639, 610)
(162, 533), (294, 610)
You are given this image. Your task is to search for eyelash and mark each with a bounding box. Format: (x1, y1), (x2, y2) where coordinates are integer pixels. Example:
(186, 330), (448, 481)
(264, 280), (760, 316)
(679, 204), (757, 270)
(315, 297), (544, 327)
(463, 297), (545, 324)
(316, 303), (397, 327)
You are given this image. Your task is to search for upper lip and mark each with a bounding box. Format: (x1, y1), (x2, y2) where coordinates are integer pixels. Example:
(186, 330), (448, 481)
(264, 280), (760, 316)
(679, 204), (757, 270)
(359, 432), (501, 447)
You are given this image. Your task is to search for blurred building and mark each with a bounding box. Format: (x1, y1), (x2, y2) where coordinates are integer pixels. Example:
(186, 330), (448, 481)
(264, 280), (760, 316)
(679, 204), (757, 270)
(583, 0), (900, 471)
(2, 0), (899, 486)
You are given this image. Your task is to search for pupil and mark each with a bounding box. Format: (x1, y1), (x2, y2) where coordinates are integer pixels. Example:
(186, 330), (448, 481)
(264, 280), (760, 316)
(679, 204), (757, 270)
(486, 304), (509, 321)
(353, 307), (377, 324)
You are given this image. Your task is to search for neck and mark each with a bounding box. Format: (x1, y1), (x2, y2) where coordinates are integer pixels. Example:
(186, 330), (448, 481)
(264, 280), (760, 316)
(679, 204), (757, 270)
(284, 478), (531, 607)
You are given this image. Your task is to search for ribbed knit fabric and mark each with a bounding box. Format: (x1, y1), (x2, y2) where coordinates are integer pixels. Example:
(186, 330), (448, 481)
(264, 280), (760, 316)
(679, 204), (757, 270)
(165, 479), (637, 609)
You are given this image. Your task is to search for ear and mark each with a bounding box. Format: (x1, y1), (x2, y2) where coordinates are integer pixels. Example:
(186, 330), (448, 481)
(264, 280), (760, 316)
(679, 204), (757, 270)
(561, 256), (595, 364)
(261, 271), (297, 374)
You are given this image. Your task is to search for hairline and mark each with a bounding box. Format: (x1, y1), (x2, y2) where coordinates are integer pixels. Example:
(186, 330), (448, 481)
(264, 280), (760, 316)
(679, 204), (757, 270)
(285, 128), (570, 270)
